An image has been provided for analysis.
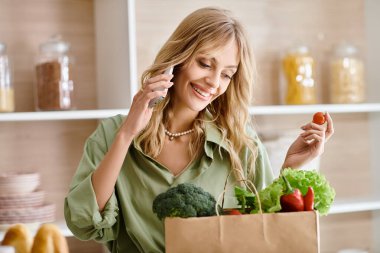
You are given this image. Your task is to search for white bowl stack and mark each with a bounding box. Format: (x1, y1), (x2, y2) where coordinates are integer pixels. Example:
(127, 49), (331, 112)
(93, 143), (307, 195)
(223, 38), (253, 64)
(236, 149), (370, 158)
(0, 172), (55, 229)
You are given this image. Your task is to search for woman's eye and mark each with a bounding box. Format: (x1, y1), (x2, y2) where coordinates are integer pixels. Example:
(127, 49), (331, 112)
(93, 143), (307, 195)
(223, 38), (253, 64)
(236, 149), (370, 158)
(199, 61), (211, 68)
(222, 73), (232, 80)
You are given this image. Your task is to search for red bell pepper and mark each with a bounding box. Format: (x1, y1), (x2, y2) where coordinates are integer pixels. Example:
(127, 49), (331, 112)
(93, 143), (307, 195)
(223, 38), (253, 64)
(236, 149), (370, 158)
(303, 186), (315, 211)
(280, 175), (304, 212)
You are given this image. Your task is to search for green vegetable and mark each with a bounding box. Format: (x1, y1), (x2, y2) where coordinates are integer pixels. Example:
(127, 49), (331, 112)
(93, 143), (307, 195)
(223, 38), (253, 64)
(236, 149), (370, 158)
(252, 168), (335, 216)
(234, 186), (256, 213)
(152, 183), (217, 220)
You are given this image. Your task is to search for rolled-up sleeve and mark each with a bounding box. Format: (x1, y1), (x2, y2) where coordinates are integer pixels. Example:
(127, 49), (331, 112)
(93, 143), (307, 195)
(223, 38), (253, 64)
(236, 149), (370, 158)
(64, 121), (120, 242)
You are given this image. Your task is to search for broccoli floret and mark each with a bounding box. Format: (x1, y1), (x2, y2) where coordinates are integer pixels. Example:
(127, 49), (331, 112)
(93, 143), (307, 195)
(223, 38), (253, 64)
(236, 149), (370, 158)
(152, 183), (217, 220)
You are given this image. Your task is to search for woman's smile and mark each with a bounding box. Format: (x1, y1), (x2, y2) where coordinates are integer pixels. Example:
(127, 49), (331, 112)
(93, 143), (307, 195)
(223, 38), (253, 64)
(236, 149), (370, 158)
(190, 83), (215, 101)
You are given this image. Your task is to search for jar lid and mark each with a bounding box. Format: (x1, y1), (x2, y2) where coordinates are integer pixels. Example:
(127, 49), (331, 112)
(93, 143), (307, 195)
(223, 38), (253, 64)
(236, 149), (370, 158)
(0, 42), (6, 53)
(39, 35), (70, 54)
(288, 45), (309, 55)
(333, 43), (358, 56)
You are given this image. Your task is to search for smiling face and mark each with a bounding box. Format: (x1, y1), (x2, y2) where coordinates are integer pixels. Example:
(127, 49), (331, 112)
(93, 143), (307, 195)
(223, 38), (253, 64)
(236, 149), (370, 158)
(171, 39), (239, 113)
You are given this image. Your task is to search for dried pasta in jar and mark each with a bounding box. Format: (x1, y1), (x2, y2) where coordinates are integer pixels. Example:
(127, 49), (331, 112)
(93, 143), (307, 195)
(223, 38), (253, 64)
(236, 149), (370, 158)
(329, 44), (365, 103)
(281, 46), (317, 105)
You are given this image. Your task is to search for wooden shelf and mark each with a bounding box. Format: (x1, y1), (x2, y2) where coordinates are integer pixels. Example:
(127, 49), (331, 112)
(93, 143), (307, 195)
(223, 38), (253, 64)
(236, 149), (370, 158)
(1, 103), (380, 122)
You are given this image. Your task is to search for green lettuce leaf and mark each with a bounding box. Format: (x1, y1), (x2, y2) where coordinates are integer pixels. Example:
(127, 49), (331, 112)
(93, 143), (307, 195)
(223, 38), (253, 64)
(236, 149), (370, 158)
(251, 168), (335, 216)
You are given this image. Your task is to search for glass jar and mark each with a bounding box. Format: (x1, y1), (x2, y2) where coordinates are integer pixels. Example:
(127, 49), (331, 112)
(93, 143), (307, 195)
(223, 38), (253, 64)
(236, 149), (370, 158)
(35, 35), (75, 111)
(0, 246), (15, 253)
(0, 42), (15, 112)
(281, 45), (317, 105)
(329, 43), (365, 103)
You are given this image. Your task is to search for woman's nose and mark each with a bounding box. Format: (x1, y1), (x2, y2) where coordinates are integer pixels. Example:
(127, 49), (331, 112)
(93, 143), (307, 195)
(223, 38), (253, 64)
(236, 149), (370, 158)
(205, 71), (220, 89)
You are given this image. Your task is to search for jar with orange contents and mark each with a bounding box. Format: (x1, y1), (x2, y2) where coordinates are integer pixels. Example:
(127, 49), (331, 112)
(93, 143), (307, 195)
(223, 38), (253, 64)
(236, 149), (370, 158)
(280, 45), (317, 105)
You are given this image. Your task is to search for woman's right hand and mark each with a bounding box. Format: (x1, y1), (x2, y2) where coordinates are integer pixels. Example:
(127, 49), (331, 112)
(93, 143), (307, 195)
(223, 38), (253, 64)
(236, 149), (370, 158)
(119, 73), (174, 139)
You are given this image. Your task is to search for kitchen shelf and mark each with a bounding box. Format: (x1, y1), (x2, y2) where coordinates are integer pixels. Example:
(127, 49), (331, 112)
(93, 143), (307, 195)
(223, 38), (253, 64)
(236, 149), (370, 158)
(1, 103), (380, 122)
(0, 109), (130, 122)
(250, 103), (380, 115)
(1, 199), (379, 240)
(329, 198), (380, 214)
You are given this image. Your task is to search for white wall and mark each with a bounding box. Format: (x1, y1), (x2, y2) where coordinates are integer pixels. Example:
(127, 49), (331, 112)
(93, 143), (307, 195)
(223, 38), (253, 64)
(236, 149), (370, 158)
(94, 0), (137, 109)
(365, 0), (380, 251)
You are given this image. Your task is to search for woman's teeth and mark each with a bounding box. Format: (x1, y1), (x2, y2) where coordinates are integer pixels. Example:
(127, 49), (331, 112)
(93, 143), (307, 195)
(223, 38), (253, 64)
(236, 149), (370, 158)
(192, 85), (210, 97)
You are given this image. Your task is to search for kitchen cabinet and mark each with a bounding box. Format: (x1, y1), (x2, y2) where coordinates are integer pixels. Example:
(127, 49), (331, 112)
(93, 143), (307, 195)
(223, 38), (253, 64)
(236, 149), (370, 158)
(0, 0), (379, 252)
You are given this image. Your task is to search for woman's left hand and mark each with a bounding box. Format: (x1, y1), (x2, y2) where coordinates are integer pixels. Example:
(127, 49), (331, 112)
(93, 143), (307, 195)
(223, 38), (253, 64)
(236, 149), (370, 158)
(282, 112), (334, 169)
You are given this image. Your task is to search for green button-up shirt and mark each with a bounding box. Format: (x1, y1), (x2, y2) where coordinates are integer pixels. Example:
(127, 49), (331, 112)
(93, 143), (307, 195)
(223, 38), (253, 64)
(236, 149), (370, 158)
(64, 114), (274, 253)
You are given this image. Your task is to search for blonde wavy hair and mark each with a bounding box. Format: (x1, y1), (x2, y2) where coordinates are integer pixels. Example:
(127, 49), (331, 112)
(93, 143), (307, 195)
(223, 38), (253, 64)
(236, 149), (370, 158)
(135, 7), (258, 181)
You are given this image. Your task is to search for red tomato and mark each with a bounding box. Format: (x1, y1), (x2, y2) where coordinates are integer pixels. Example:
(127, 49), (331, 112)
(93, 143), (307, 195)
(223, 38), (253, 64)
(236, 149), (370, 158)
(312, 112), (326, 125)
(227, 209), (242, 215)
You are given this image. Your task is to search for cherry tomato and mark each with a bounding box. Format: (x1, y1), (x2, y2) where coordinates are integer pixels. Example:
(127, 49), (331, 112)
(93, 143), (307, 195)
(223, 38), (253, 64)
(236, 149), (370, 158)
(228, 209), (242, 215)
(312, 112), (326, 125)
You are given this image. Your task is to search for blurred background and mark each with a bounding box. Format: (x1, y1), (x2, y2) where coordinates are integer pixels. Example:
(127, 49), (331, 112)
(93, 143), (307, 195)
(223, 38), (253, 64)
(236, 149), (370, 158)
(0, 0), (379, 252)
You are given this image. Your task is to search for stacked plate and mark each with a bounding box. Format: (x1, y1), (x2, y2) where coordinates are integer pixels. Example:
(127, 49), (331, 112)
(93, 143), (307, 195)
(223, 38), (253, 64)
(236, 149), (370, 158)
(0, 191), (45, 208)
(0, 172), (40, 195)
(0, 172), (55, 227)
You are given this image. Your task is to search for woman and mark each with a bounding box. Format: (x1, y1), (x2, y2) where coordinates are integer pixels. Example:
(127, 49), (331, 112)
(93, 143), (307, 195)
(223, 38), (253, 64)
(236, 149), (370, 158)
(64, 7), (334, 253)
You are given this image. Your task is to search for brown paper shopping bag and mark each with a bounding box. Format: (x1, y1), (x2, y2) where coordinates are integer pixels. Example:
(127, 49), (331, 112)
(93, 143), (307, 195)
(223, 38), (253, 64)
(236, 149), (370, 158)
(165, 210), (319, 253)
(165, 170), (320, 253)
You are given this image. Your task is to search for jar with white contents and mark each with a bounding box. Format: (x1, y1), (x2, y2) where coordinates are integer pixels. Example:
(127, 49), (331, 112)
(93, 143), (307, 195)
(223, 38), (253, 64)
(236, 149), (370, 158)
(329, 43), (365, 103)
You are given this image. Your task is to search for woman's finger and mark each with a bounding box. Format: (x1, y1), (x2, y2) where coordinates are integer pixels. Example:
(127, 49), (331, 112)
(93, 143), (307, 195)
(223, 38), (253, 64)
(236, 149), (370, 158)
(300, 129), (325, 138)
(301, 122), (325, 132)
(304, 133), (324, 142)
(325, 112), (335, 142)
(144, 80), (173, 91)
(144, 73), (173, 85)
(142, 90), (169, 106)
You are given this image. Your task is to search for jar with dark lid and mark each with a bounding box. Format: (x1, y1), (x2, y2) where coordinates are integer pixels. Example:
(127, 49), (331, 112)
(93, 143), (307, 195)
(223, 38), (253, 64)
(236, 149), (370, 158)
(0, 42), (15, 112)
(35, 36), (75, 111)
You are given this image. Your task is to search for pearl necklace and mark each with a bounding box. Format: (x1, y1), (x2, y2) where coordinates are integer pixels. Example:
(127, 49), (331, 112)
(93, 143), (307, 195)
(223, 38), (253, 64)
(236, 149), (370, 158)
(164, 128), (195, 141)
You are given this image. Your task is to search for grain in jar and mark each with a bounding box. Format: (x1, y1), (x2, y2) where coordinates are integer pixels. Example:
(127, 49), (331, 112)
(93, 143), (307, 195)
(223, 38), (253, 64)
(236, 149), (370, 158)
(35, 36), (75, 111)
(329, 43), (365, 103)
(281, 46), (317, 105)
(0, 42), (15, 112)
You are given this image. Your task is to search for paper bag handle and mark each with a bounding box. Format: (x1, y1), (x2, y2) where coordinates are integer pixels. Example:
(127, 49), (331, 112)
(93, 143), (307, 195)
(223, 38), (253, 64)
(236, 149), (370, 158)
(216, 168), (263, 215)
